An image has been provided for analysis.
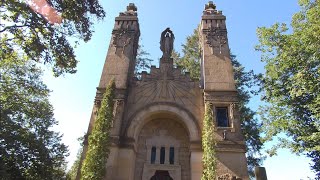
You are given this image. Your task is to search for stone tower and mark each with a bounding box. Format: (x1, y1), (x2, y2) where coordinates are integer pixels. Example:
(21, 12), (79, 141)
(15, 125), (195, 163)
(78, 2), (249, 180)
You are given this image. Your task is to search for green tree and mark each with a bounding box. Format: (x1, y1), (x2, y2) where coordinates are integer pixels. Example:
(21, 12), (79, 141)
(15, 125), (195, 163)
(201, 103), (217, 180)
(1, 0), (105, 76)
(256, 0), (320, 176)
(175, 28), (263, 176)
(135, 44), (153, 76)
(174, 28), (201, 80)
(80, 80), (115, 180)
(66, 148), (82, 180)
(66, 138), (84, 180)
(0, 48), (69, 179)
(231, 57), (263, 177)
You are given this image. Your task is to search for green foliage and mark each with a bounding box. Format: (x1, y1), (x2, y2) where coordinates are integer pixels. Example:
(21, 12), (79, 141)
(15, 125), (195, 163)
(231, 56), (264, 177)
(201, 103), (217, 180)
(256, 0), (320, 176)
(1, 0), (105, 76)
(174, 28), (201, 80)
(0, 47), (68, 179)
(80, 80), (115, 180)
(135, 44), (153, 76)
(66, 138), (84, 180)
(175, 27), (263, 176)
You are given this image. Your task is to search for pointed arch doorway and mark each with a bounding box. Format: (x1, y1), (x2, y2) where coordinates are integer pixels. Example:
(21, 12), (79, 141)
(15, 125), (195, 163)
(150, 170), (173, 180)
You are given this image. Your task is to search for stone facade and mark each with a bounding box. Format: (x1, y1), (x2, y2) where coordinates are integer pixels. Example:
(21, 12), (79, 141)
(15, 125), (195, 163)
(78, 2), (249, 180)
(135, 119), (190, 180)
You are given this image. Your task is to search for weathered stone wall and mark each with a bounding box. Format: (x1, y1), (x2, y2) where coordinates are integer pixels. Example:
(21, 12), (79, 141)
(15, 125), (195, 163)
(134, 118), (190, 180)
(123, 62), (203, 137)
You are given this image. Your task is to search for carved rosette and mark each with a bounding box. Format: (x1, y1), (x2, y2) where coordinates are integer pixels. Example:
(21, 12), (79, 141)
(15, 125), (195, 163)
(204, 26), (227, 54)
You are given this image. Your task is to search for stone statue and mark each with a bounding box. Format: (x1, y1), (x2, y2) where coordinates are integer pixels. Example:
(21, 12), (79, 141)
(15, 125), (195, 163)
(160, 28), (174, 59)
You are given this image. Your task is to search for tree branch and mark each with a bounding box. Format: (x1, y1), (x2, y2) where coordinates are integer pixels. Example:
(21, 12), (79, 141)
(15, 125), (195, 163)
(0, 24), (29, 33)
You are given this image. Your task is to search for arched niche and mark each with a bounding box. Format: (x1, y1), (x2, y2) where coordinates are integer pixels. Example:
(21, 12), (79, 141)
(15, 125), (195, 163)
(126, 103), (201, 142)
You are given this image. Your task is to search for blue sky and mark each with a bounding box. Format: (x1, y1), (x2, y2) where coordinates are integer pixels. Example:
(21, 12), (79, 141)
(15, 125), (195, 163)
(44, 1), (316, 179)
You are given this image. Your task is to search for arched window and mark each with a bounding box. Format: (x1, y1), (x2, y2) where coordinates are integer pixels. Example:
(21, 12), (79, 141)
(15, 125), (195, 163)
(151, 146), (156, 164)
(169, 147), (174, 164)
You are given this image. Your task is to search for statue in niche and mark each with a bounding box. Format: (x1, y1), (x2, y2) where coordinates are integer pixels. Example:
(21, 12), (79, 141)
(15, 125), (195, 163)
(160, 28), (175, 59)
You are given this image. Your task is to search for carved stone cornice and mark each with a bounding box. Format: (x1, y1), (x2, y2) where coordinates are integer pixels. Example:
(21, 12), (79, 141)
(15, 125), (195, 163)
(204, 91), (238, 103)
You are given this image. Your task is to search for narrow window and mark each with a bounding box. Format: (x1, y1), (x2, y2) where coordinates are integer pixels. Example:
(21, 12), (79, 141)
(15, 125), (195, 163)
(169, 147), (174, 164)
(216, 107), (229, 127)
(151, 146), (156, 164)
(160, 147), (165, 164)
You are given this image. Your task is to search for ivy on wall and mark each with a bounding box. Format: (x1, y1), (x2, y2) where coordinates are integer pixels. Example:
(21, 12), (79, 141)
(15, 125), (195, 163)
(80, 79), (115, 180)
(201, 103), (217, 180)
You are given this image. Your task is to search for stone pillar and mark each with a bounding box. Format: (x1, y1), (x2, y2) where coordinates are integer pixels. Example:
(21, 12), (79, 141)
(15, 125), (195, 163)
(105, 146), (120, 179)
(165, 146), (170, 164)
(98, 3), (140, 89)
(146, 145), (151, 163)
(190, 151), (203, 180)
(76, 4), (140, 180)
(115, 148), (136, 180)
(156, 146), (161, 164)
(255, 167), (268, 180)
(199, 2), (249, 179)
(199, 1), (236, 91)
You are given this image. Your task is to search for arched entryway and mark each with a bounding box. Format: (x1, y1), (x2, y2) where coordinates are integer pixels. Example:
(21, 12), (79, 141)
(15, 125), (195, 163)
(126, 104), (202, 180)
(134, 117), (188, 180)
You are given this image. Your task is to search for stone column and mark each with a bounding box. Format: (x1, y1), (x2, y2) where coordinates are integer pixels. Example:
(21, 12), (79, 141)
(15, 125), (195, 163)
(146, 145), (151, 163)
(156, 146), (160, 164)
(165, 146), (170, 164)
(190, 151), (203, 180)
(200, 1), (236, 91)
(116, 148), (136, 180)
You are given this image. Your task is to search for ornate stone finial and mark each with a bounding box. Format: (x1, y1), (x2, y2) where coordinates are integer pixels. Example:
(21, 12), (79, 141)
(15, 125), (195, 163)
(205, 1), (216, 10)
(160, 28), (175, 59)
(119, 3), (137, 16)
(203, 1), (222, 15)
(127, 3), (137, 12)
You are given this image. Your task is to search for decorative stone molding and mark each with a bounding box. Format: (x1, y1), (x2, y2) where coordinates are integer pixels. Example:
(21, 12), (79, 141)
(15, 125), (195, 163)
(119, 3), (137, 16)
(208, 102), (236, 133)
(203, 1), (223, 15)
(126, 103), (201, 142)
(112, 99), (124, 127)
(203, 26), (227, 54)
(112, 25), (135, 54)
(229, 103), (237, 132)
(145, 130), (180, 165)
(204, 91), (238, 103)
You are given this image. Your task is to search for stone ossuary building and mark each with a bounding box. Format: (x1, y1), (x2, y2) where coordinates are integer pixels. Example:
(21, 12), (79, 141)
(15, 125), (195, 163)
(79, 2), (249, 180)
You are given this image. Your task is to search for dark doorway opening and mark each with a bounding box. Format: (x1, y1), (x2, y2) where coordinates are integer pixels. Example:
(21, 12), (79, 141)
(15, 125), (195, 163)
(150, 170), (173, 180)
